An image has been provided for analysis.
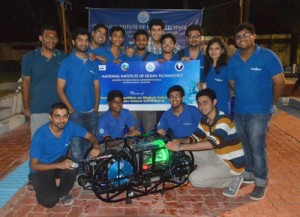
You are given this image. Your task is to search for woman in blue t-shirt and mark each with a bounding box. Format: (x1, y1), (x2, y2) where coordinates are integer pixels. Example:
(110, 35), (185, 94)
(203, 38), (231, 115)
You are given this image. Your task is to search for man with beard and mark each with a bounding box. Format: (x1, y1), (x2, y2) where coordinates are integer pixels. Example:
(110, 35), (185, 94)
(166, 88), (245, 197)
(57, 28), (100, 175)
(30, 102), (100, 208)
(22, 24), (66, 190)
(125, 29), (157, 133)
(178, 24), (205, 87)
(157, 85), (201, 139)
(228, 23), (285, 200)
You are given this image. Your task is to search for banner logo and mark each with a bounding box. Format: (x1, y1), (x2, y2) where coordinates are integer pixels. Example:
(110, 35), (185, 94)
(145, 62), (156, 72)
(137, 11), (150, 23)
(175, 62), (184, 71)
(121, 62), (129, 71)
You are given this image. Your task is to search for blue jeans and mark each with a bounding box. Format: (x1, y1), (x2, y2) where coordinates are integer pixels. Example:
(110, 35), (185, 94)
(234, 114), (271, 187)
(69, 111), (98, 174)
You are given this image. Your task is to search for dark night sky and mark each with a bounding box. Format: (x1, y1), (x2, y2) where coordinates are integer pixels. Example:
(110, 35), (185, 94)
(0, 0), (299, 42)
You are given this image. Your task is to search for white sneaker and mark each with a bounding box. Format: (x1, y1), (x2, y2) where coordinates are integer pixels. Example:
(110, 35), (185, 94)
(222, 175), (243, 197)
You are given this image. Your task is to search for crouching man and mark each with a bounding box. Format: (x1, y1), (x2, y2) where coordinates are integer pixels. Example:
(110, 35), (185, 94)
(166, 88), (245, 197)
(30, 102), (100, 208)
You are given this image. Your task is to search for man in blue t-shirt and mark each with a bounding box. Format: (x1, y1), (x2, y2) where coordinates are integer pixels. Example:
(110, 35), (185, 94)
(178, 24), (205, 84)
(157, 85), (201, 139)
(22, 24), (66, 190)
(22, 24), (66, 138)
(98, 90), (140, 141)
(124, 29), (157, 133)
(30, 103), (100, 208)
(227, 23), (285, 200)
(57, 28), (100, 175)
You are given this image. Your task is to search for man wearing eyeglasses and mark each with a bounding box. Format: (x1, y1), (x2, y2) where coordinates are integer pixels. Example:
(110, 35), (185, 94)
(178, 25), (205, 88)
(227, 23), (285, 200)
(88, 23), (108, 63)
(157, 85), (201, 139)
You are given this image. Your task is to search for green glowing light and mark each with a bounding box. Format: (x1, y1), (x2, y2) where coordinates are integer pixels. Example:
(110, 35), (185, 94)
(143, 139), (169, 166)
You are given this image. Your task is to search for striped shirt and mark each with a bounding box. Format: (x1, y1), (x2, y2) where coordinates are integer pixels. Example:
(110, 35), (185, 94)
(190, 111), (245, 175)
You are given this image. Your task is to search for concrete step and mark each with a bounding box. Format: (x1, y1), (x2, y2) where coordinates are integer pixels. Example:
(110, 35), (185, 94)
(0, 114), (25, 135)
(0, 92), (22, 115)
(0, 107), (12, 121)
(289, 97), (300, 110)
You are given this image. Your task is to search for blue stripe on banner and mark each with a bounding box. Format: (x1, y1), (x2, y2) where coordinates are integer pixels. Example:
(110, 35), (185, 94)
(0, 160), (29, 208)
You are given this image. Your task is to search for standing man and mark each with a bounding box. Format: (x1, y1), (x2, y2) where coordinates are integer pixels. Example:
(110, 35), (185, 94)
(89, 23), (108, 51)
(30, 103), (100, 208)
(125, 29), (157, 133)
(22, 24), (66, 189)
(228, 23), (285, 200)
(179, 24), (205, 85)
(147, 19), (180, 55)
(157, 85), (201, 139)
(57, 28), (100, 175)
(22, 24), (66, 138)
(157, 33), (178, 62)
(166, 88), (245, 197)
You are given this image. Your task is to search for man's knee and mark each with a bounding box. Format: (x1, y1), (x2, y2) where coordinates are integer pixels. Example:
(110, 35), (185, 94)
(37, 196), (59, 208)
(189, 171), (208, 188)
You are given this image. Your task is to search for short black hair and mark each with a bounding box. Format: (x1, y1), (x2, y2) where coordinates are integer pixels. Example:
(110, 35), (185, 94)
(92, 23), (108, 34)
(134, 29), (149, 40)
(185, 24), (201, 37)
(72, 28), (90, 40)
(160, 33), (176, 44)
(233, 23), (256, 37)
(167, 85), (185, 98)
(40, 24), (57, 36)
(50, 102), (69, 115)
(149, 19), (165, 30)
(110, 26), (125, 37)
(107, 90), (124, 103)
(196, 88), (216, 102)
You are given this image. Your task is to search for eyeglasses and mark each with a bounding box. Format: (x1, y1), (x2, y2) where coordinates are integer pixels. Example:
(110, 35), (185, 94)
(235, 32), (251, 41)
(187, 35), (201, 40)
(169, 94), (181, 100)
(95, 31), (106, 37)
(162, 41), (174, 46)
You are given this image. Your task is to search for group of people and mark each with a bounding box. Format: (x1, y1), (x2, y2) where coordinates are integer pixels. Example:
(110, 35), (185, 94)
(22, 18), (285, 208)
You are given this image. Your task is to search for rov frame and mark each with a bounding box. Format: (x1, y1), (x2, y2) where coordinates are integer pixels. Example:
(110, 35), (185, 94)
(78, 132), (194, 204)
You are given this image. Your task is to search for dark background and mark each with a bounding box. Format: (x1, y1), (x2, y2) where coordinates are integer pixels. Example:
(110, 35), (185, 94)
(0, 0), (300, 42)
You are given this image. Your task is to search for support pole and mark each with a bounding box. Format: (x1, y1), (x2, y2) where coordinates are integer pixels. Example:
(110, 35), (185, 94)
(60, 3), (67, 53)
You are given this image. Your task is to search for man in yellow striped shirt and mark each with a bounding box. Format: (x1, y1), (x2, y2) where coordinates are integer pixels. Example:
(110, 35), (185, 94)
(166, 88), (245, 197)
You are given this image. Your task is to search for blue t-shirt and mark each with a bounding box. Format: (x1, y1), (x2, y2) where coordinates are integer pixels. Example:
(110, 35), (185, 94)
(21, 48), (66, 113)
(97, 108), (136, 139)
(157, 53), (179, 61)
(157, 103), (201, 138)
(124, 50), (158, 61)
(57, 52), (100, 112)
(227, 45), (283, 114)
(30, 121), (87, 165)
(181, 47), (205, 82)
(206, 65), (231, 115)
(93, 46), (125, 62)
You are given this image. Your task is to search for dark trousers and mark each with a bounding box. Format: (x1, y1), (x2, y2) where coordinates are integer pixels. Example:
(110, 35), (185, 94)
(32, 157), (77, 208)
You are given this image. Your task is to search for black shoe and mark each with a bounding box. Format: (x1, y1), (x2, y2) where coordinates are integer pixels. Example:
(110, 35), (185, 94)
(250, 186), (267, 200)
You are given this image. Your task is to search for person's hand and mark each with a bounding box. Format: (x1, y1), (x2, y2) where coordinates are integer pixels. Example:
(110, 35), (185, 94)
(157, 129), (166, 136)
(90, 148), (100, 158)
(89, 52), (96, 61)
(57, 159), (74, 170)
(23, 108), (30, 121)
(166, 140), (180, 151)
(197, 82), (206, 90)
(113, 59), (122, 64)
(126, 130), (141, 137)
(157, 59), (166, 63)
(181, 56), (191, 62)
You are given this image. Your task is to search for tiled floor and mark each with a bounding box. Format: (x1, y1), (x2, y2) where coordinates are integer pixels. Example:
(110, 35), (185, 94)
(0, 111), (300, 217)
